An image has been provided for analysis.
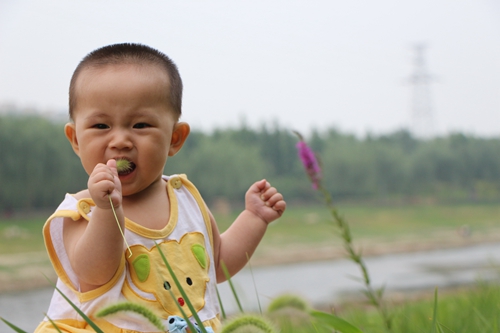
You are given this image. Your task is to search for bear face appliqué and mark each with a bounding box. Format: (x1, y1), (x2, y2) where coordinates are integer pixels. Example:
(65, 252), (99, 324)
(123, 232), (210, 318)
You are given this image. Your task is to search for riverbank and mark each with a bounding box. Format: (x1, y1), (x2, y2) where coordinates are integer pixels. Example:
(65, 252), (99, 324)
(0, 251), (56, 293)
(3, 239), (500, 333)
(2, 226), (500, 294)
(2, 202), (499, 293)
(251, 226), (500, 266)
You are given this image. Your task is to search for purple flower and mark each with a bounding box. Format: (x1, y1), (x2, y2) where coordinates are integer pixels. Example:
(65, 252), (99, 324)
(295, 139), (322, 190)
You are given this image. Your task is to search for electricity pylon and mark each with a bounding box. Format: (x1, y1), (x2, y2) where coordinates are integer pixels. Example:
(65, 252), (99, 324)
(408, 44), (436, 138)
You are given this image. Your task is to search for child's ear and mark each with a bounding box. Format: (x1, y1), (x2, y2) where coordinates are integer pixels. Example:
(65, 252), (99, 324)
(168, 122), (190, 156)
(64, 122), (80, 156)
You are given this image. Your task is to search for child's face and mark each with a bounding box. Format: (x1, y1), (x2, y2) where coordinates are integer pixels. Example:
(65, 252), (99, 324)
(65, 63), (189, 196)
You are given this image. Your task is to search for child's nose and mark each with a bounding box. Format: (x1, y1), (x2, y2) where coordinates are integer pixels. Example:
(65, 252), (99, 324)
(109, 129), (133, 150)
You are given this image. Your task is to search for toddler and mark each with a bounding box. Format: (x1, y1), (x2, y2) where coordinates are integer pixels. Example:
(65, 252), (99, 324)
(35, 43), (286, 333)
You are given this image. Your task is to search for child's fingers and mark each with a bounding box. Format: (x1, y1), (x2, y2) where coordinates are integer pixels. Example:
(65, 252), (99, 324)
(107, 190), (121, 208)
(106, 159), (118, 175)
(263, 192), (284, 208)
(247, 179), (269, 196)
(260, 186), (277, 201)
(264, 194), (286, 218)
(91, 178), (115, 197)
(92, 169), (115, 185)
(89, 164), (118, 194)
(272, 199), (286, 214)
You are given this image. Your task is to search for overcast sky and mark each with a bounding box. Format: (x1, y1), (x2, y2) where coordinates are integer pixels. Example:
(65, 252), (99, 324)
(1, 0), (499, 137)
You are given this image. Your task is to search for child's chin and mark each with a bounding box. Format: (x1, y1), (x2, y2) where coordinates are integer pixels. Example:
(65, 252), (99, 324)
(120, 186), (136, 197)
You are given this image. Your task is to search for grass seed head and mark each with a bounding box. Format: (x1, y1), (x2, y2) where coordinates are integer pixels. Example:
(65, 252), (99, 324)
(116, 159), (132, 173)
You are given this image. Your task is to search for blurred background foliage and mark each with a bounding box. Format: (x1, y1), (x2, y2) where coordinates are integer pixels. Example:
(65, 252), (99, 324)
(1, 111), (500, 215)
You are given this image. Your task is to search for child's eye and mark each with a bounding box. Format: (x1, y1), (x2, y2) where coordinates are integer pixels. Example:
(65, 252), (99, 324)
(133, 123), (151, 129)
(92, 124), (109, 129)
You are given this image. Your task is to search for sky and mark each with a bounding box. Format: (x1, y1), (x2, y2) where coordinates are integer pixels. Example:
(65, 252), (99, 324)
(1, 0), (499, 137)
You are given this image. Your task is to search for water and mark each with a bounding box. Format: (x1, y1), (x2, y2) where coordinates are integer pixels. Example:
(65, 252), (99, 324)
(0, 288), (51, 332)
(217, 242), (500, 312)
(2, 243), (500, 332)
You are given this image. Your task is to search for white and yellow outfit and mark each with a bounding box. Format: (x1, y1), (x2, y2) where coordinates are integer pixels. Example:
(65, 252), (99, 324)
(35, 175), (221, 333)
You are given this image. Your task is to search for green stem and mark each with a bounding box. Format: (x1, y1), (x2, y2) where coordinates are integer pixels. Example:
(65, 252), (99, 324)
(108, 194), (132, 258)
(318, 185), (392, 331)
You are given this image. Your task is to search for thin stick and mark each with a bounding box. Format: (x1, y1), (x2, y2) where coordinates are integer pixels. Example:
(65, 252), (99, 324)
(108, 195), (132, 258)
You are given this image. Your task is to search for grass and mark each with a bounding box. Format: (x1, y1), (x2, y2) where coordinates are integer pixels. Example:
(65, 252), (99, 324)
(215, 202), (500, 261)
(1, 202), (500, 332)
(337, 282), (500, 333)
(1, 202), (499, 256)
(218, 202), (500, 238)
(0, 218), (45, 254)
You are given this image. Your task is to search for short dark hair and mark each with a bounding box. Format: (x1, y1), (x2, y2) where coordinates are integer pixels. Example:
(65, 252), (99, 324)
(69, 43), (183, 120)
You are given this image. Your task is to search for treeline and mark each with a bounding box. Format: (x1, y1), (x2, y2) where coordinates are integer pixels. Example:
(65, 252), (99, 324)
(1, 113), (500, 214)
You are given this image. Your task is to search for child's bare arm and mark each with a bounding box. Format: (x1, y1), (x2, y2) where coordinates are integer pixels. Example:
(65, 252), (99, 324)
(213, 179), (286, 282)
(63, 159), (125, 290)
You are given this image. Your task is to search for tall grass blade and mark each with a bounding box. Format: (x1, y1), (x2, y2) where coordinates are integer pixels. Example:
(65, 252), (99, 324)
(220, 260), (244, 313)
(473, 307), (492, 329)
(246, 254), (262, 315)
(43, 275), (105, 333)
(216, 286), (227, 320)
(310, 310), (364, 333)
(165, 286), (200, 333)
(0, 317), (28, 333)
(46, 315), (64, 333)
(435, 322), (455, 333)
(431, 287), (439, 333)
(154, 241), (208, 333)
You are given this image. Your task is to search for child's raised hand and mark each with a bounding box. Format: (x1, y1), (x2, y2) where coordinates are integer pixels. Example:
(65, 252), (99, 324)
(88, 159), (122, 209)
(245, 179), (286, 224)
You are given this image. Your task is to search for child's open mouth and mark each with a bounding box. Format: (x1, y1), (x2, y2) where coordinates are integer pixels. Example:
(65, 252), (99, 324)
(116, 159), (136, 176)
